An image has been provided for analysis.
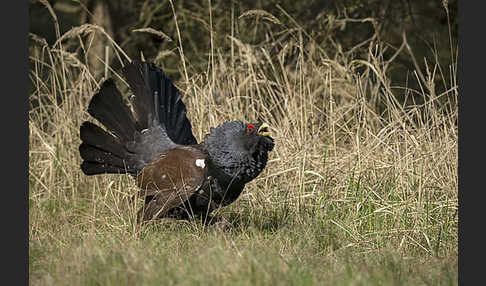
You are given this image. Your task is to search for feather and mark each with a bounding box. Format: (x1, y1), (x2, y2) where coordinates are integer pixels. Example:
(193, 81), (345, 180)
(80, 122), (126, 158)
(123, 61), (198, 145)
(87, 79), (139, 142)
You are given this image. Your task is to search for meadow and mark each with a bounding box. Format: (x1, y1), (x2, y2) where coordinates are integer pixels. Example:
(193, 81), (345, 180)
(29, 2), (457, 285)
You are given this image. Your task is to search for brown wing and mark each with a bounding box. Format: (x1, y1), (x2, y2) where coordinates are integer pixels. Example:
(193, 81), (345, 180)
(136, 146), (208, 221)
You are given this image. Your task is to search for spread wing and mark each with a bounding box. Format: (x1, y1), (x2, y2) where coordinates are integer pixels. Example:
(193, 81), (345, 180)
(136, 147), (208, 221)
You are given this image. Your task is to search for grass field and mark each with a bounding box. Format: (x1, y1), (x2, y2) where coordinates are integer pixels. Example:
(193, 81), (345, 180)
(29, 4), (457, 285)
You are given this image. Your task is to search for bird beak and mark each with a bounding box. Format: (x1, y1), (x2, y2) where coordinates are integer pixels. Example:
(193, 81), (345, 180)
(258, 123), (270, 137)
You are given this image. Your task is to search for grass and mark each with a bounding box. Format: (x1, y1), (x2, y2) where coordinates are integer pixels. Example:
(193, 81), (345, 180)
(29, 3), (457, 285)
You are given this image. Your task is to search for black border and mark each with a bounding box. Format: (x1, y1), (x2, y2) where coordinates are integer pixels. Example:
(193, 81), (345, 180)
(458, 1), (480, 285)
(2, 0), (29, 284)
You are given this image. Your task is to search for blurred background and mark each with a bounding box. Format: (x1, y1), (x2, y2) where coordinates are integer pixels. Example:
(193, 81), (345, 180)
(29, 0), (458, 106)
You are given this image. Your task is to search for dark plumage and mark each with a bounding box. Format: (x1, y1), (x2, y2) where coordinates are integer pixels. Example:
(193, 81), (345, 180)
(79, 61), (274, 222)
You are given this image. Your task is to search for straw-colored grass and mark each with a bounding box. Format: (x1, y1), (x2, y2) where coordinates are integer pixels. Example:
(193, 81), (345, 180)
(29, 3), (457, 285)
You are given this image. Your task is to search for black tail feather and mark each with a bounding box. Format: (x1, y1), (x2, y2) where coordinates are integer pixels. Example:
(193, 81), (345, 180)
(80, 161), (133, 176)
(87, 79), (139, 142)
(80, 122), (127, 159)
(79, 143), (126, 168)
(123, 61), (198, 145)
(79, 129), (138, 176)
(122, 63), (155, 129)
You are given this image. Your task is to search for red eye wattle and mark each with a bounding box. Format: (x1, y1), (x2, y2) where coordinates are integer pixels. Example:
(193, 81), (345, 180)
(246, 124), (255, 132)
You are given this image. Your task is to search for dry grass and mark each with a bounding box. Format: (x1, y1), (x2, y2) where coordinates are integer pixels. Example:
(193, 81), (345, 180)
(29, 4), (457, 285)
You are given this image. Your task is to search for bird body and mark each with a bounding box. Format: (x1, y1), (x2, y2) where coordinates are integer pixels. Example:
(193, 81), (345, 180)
(79, 61), (274, 222)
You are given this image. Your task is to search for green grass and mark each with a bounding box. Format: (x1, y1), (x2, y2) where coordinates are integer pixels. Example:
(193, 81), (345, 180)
(29, 2), (457, 285)
(29, 164), (457, 285)
(29, 197), (457, 285)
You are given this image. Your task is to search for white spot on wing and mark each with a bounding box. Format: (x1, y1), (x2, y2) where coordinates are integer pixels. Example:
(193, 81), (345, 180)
(195, 159), (205, 168)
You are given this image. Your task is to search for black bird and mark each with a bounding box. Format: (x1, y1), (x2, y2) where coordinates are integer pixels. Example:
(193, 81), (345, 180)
(79, 61), (274, 222)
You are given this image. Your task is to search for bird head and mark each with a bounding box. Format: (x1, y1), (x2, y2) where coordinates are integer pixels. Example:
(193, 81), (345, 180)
(203, 121), (274, 183)
(239, 122), (275, 153)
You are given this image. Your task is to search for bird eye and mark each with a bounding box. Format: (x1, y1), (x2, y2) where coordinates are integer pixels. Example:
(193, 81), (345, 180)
(246, 124), (255, 133)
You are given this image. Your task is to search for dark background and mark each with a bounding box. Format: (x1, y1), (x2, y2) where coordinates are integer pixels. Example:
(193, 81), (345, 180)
(29, 0), (458, 101)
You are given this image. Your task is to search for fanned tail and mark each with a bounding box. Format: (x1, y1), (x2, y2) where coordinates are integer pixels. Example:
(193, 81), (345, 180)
(79, 61), (198, 176)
